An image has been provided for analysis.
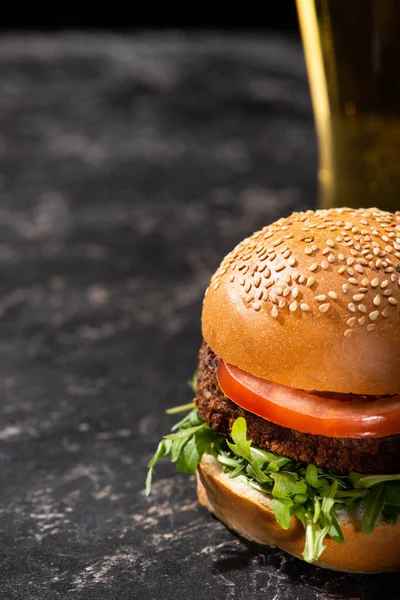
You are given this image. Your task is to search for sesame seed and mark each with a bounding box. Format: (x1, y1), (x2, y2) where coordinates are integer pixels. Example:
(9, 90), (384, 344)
(347, 257), (355, 266)
(347, 317), (356, 326)
(275, 263), (285, 272)
(358, 317), (365, 325)
(284, 274), (291, 284)
(388, 297), (398, 305)
(304, 247), (313, 255)
(289, 300), (298, 312)
(381, 280), (389, 288)
(367, 324), (376, 332)
(288, 257), (296, 267)
(271, 306), (279, 318)
(319, 303), (330, 313)
(328, 291), (337, 300)
(342, 284), (349, 293)
(383, 289), (392, 296)
(321, 260), (329, 269)
(362, 278), (369, 286)
(369, 311), (379, 321)
(358, 287), (368, 293)
(279, 299), (286, 308)
(358, 304), (367, 313)
(316, 295), (326, 302)
(328, 254), (335, 263)
(256, 289), (263, 300)
(344, 329), (353, 337)
(322, 247), (330, 255)
(213, 282), (220, 290)
(371, 278), (379, 287)
(382, 307), (390, 317)
(300, 303), (310, 311)
(254, 276), (261, 288)
(244, 282), (252, 293)
(347, 268), (355, 276)
(292, 287), (299, 299)
(298, 275), (306, 284)
(229, 275), (235, 282)
(283, 288), (290, 297)
(239, 277), (245, 286)
(348, 303), (356, 312)
(264, 279), (274, 289)
(354, 264), (364, 274)
(349, 278), (358, 285)
(338, 253), (345, 261)
(353, 294), (364, 302)
(326, 240), (335, 247)
(309, 263), (318, 272)
(307, 276), (316, 287)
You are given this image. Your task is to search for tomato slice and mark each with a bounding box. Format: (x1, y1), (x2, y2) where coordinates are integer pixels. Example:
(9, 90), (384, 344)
(217, 360), (400, 438)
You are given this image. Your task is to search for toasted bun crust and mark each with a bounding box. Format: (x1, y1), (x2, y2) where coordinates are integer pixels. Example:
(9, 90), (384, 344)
(197, 453), (400, 573)
(202, 208), (400, 395)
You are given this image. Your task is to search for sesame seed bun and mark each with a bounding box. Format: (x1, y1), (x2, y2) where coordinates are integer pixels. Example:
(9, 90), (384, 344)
(202, 208), (400, 395)
(197, 453), (400, 573)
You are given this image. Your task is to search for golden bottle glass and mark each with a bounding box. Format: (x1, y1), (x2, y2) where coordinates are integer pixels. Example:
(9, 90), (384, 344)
(297, 0), (400, 211)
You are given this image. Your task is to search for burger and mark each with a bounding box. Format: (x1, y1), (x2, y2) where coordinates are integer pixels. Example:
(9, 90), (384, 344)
(146, 207), (400, 573)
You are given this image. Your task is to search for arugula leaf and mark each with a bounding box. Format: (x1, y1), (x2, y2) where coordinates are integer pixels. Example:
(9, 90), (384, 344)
(164, 424), (206, 440)
(146, 408), (400, 563)
(271, 497), (293, 530)
(354, 474), (400, 489)
(270, 472), (307, 498)
(362, 482), (387, 534)
(188, 369), (198, 393)
(146, 439), (172, 496)
(227, 417), (251, 461)
(177, 429), (215, 474)
(166, 402), (195, 415)
(305, 464), (321, 489)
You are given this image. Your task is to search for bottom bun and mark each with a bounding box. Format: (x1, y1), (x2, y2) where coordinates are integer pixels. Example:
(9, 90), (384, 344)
(196, 453), (400, 573)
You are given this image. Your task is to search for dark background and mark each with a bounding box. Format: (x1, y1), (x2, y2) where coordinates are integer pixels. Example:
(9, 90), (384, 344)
(0, 4), (299, 32)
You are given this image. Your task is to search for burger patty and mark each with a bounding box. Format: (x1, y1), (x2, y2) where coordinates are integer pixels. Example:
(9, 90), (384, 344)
(194, 341), (400, 474)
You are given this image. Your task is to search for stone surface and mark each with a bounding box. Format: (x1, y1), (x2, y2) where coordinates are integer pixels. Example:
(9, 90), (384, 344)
(0, 32), (397, 599)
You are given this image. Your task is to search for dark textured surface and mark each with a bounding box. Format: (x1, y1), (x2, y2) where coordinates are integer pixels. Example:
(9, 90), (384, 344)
(0, 32), (398, 599)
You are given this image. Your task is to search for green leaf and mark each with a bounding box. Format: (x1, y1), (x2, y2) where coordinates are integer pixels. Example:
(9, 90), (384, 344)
(170, 408), (203, 432)
(321, 480), (339, 518)
(146, 439), (172, 496)
(328, 510), (345, 543)
(354, 474), (400, 489)
(305, 464), (321, 489)
(270, 472), (307, 498)
(164, 424), (206, 440)
(384, 484), (400, 506)
(170, 437), (189, 463)
(166, 402), (195, 415)
(227, 417), (252, 461)
(362, 483), (387, 535)
(177, 429), (214, 474)
(301, 512), (329, 563)
(146, 407), (400, 564)
(271, 498), (293, 530)
(188, 369), (198, 393)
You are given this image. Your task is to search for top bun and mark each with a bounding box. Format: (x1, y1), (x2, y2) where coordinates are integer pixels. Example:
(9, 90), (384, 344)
(202, 208), (400, 395)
